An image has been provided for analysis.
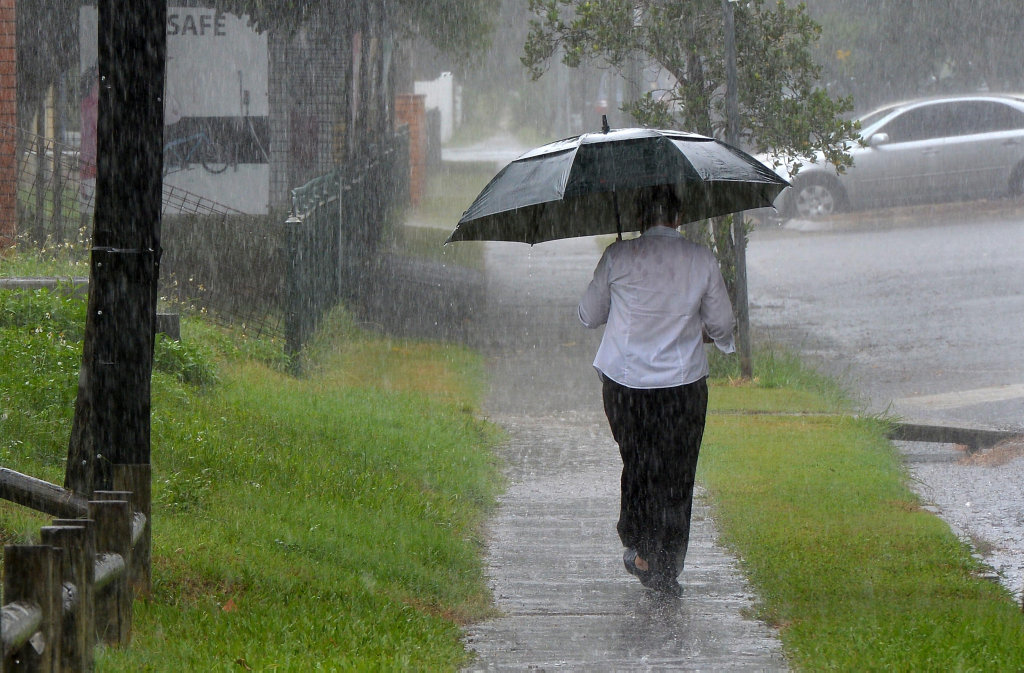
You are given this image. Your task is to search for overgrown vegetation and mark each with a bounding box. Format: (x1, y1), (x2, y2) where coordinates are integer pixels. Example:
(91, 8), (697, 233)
(0, 289), (503, 669)
(0, 239), (90, 277)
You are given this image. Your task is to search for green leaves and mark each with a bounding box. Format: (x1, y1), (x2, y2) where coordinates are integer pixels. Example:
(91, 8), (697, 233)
(524, 0), (857, 172)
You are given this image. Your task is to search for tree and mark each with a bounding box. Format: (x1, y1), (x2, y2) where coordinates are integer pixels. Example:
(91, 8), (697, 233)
(523, 0), (858, 376)
(807, 0), (1024, 110)
(524, 0), (856, 171)
(66, 1), (165, 496)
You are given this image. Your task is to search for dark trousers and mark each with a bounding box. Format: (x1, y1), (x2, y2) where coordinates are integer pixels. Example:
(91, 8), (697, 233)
(602, 376), (709, 580)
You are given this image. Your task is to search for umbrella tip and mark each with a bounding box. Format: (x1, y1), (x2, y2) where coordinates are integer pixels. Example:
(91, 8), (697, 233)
(601, 115), (610, 134)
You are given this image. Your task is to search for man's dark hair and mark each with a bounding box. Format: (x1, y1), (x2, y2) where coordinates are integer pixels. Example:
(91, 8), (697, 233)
(636, 185), (681, 228)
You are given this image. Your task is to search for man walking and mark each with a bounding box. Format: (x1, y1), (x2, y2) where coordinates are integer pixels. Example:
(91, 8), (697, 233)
(578, 186), (736, 596)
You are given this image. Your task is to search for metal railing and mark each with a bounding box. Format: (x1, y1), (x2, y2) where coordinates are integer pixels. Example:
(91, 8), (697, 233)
(284, 130), (410, 358)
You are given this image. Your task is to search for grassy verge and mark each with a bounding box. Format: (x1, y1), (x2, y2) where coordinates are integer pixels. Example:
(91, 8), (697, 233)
(702, 352), (1024, 670)
(1, 290), (502, 670)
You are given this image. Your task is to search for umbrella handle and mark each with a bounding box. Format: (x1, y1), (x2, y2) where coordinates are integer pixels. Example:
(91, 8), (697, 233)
(613, 190), (622, 241)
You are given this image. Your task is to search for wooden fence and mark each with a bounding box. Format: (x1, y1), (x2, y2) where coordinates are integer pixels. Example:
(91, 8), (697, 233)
(0, 465), (149, 672)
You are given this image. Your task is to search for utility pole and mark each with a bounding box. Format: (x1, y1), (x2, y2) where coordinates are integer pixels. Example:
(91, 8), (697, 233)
(723, 0), (753, 378)
(66, 1), (166, 494)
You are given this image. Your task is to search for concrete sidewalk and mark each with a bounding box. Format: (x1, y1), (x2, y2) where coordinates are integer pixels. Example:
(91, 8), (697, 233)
(460, 237), (787, 671)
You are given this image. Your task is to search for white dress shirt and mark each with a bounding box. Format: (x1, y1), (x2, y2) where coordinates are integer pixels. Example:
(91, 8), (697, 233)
(578, 225), (736, 389)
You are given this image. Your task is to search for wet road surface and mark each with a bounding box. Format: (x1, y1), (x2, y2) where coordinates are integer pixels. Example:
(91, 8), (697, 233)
(747, 200), (1024, 431)
(461, 238), (787, 671)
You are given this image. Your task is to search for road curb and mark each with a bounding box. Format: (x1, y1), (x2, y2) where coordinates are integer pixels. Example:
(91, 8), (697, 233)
(888, 422), (1022, 452)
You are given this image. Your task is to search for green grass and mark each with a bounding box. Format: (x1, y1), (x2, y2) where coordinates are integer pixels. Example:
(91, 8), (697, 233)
(701, 360), (1024, 670)
(5, 278), (1024, 670)
(0, 290), (503, 670)
(0, 243), (90, 278)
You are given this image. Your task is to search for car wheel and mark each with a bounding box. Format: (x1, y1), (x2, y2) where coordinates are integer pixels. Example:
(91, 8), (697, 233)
(792, 176), (842, 219)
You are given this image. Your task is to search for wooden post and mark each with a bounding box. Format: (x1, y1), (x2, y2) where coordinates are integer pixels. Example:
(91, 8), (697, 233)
(53, 518), (96, 672)
(41, 523), (95, 673)
(2, 545), (60, 672)
(113, 465), (151, 595)
(154, 312), (180, 341)
(88, 498), (131, 646)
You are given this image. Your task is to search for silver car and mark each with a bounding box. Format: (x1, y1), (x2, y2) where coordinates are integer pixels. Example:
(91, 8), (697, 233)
(775, 94), (1024, 219)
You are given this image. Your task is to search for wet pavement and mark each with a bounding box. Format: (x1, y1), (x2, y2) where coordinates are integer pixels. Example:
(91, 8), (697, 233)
(747, 204), (1024, 431)
(459, 238), (787, 671)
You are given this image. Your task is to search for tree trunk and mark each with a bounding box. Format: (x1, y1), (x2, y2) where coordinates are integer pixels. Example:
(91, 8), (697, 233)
(722, 0), (752, 378)
(65, 1), (166, 495)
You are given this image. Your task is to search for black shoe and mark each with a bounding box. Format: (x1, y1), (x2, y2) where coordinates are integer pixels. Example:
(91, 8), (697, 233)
(647, 574), (683, 598)
(623, 548), (652, 584)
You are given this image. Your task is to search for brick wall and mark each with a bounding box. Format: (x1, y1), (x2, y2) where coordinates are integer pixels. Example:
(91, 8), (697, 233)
(394, 94), (425, 207)
(0, 0), (14, 249)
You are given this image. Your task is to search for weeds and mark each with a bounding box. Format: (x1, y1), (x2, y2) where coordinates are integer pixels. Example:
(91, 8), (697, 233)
(0, 226), (91, 278)
(0, 286), (86, 337)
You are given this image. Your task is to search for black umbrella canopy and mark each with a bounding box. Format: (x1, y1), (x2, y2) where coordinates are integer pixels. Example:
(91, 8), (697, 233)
(446, 127), (789, 245)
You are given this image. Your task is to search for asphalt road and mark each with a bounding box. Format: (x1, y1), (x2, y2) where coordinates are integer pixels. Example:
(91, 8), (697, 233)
(746, 198), (1024, 432)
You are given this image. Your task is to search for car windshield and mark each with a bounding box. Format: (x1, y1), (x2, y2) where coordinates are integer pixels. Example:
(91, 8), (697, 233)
(857, 105), (900, 130)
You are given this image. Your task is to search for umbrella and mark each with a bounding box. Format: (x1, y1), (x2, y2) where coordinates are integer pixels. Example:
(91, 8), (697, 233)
(445, 119), (789, 245)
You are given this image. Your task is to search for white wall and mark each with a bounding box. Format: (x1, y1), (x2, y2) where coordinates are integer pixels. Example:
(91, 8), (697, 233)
(165, 8), (268, 120)
(414, 72), (456, 143)
(79, 5), (271, 214)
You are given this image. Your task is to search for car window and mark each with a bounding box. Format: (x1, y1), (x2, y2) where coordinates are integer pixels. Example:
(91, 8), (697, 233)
(872, 99), (1024, 144)
(952, 101), (1024, 134)
(878, 106), (949, 143)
